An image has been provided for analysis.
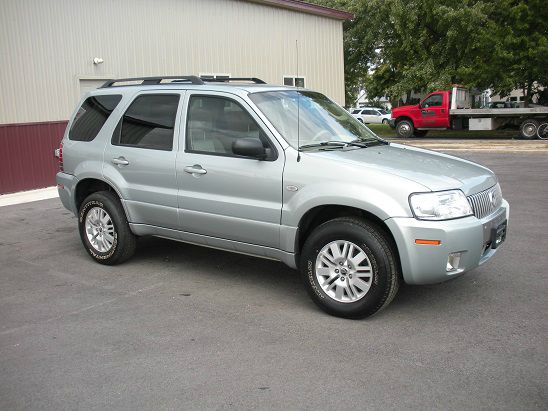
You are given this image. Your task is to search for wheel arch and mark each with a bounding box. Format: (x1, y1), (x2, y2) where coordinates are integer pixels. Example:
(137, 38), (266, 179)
(294, 204), (401, 272)
(74, 178), (124, 214)
(395, 116), (413, 126)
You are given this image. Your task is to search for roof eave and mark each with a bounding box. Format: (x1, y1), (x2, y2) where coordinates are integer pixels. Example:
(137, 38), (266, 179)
(245, 0), (354, 20)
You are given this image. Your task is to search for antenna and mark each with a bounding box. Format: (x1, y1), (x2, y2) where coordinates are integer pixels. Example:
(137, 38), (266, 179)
(296, 39), (301, 162)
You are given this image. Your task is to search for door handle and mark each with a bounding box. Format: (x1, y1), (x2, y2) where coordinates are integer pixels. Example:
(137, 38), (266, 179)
(112, 157), (129, 166)
(184, 165), (207, 175)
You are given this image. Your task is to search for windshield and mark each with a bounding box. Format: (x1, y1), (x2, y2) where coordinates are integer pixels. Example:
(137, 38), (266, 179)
(249, 90), (382, 148)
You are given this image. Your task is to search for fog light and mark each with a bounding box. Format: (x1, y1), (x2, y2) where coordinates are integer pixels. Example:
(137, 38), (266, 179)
(446, 252), (462, 272)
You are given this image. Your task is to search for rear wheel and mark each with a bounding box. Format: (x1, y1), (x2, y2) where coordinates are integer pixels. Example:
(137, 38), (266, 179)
(537, 122), (548, 140)
(78, 191), (136, 265)
(382, 118), (389, 125)
(300, 217), (400, 319)
(520, 119), (539, 139)
(396, 119), (414, 138)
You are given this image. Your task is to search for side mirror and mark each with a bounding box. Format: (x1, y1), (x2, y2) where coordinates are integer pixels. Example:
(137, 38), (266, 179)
(232, 138), (267, 160)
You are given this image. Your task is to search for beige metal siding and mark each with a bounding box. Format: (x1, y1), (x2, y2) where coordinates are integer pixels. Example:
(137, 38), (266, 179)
(0, 0), (345, 124)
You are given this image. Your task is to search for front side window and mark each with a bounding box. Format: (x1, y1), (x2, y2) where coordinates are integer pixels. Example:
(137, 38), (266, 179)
(249, 90), (382, 149)
(186, 95), (269, 156)
(69, 95), (122, 141)
(112, 94), (180, 151)
(422, 94), (443, 107)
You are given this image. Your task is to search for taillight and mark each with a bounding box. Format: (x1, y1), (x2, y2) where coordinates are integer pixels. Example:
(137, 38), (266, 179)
(55, 142), (64, 172)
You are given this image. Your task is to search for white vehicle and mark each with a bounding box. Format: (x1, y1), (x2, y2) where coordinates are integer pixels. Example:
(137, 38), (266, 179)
(351, 107), (391, 124)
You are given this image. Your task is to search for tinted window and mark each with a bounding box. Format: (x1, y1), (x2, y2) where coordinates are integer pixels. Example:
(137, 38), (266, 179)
(351, 109), (361, 114)
(422, 94), (443, 107)
(112, 94), (180, 151)
(186, 96), (268, 157)
(69, 95), (122, 141)
(295, 77), (305, 88)
(283, 77), (294, 86)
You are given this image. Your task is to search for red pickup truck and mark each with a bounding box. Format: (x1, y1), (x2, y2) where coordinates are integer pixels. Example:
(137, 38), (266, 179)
(390, 87), (548, 139)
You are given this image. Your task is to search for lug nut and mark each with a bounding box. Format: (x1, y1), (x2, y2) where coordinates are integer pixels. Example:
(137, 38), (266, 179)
(335, 269), (339, 273)
(341, 277), (345, 281)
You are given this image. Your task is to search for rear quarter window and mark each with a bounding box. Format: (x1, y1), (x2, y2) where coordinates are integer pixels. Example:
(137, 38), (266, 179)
(69, 95), (122, 142)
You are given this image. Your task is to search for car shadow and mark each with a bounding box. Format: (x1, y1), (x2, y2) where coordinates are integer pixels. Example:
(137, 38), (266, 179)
(129, 236), (484, 319)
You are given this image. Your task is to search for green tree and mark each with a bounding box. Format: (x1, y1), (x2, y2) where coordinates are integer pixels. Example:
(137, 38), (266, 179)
(479, 0), (548, 106)
(311, 0), (548, 106)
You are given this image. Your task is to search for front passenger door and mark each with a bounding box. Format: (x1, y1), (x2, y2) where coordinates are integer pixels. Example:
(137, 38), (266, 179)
(177, 92), (284, 248)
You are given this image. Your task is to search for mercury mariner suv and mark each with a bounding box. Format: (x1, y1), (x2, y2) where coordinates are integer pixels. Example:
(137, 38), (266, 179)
(56, 76), (509, 318)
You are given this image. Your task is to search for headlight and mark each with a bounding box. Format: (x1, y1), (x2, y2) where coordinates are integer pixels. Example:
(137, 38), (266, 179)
(409, 190), (473, 220)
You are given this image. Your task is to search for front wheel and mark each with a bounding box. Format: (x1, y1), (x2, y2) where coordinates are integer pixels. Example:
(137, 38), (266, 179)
(78, 191), (136, 265)
(396, 119), (414, 138)
(300, 218), (400, 319)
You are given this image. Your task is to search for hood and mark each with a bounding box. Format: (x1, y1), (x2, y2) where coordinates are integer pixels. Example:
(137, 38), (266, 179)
(391, 104), (418, 116)
(307, 143), (496, 194)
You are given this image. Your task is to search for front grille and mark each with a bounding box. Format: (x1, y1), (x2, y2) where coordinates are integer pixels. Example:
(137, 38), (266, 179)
(467, 183), (502, 219)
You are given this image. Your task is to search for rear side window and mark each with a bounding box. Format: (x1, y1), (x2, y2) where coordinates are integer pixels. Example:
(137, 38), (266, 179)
(112, 94), (180, 151)
(69, 95), (122, 141)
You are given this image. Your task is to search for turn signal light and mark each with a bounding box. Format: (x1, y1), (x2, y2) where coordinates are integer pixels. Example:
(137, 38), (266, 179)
(415, 239), (441, 245)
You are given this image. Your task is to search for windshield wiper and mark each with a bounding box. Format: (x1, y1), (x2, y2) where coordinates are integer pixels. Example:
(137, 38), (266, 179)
(299, 141), (348, 150)
(349, 139), (389, 147)
(300, 140), (371, 150)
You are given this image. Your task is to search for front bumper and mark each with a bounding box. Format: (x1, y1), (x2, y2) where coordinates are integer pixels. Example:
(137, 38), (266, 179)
(385, 199), (509, 285)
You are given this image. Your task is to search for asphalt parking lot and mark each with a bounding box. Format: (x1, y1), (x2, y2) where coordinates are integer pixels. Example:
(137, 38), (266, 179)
(1, 153), (547, 410)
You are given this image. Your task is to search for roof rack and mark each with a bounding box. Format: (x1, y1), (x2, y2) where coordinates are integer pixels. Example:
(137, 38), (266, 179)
(101, 76), (204, 88)
(200, 77), (266, 84)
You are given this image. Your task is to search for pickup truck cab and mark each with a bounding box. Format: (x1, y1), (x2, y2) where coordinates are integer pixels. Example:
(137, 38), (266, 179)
(57, 76), (509, 319)
(391, 86), (548, 139)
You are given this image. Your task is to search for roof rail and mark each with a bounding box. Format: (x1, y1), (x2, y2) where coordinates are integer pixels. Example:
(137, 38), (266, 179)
(201, 77), (266, 84)
(101, 76), (204, 88)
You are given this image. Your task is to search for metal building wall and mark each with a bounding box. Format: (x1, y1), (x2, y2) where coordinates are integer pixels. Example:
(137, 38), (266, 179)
(0, 121), (68, 193)
(0, 0), (346, 125)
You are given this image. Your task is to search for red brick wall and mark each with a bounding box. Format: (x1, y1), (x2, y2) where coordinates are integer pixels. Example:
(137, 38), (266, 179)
(0, 121), (68, 194)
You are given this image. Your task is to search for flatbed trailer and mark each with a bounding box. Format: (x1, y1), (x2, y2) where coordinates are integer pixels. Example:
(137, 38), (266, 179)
(390, 87), (548, 139)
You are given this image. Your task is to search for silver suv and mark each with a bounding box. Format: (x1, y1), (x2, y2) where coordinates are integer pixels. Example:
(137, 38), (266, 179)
(57, 76), (509, 318)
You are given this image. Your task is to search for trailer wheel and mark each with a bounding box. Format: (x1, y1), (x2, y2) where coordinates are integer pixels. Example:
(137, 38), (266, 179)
(520, 119), (539, 139)
(396, 119), (414, 138)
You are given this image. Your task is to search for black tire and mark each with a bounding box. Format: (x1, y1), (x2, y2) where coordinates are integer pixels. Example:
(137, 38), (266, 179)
(357, 118), (363, 123)
(382, 118), (389, 125)
(78, 191), (136, 265)
(396, 119), (414, 138)
(414, 130), (429, 137)
(520, 119), (539, 139)
(538, 122), (548, 140)
(300, 217), (400, 319)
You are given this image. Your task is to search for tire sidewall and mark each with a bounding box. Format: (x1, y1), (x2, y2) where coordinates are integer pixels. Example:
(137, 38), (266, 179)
(520, 120), (539, 140)
(78, 196), (120, 262)
(301, 221), (392, 318)
(396, 120), (413, 138)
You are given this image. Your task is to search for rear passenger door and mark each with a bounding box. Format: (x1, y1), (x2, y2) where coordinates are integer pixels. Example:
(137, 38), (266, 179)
(104, 90), (184, 230)
(177, 91), (284, 249)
